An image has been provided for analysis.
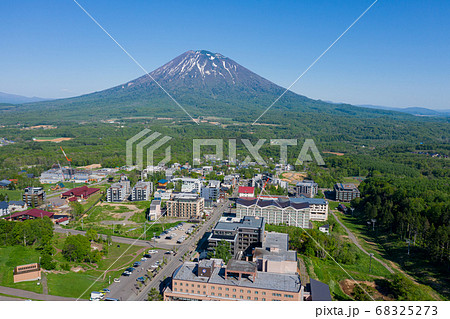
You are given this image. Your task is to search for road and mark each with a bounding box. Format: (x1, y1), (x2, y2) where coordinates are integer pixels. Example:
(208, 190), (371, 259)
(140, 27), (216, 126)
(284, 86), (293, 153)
(54, 227), (175, 250)
(128, 195), (233, 301)
(331, 211), (394, 274)
(0, 286), (78, 301)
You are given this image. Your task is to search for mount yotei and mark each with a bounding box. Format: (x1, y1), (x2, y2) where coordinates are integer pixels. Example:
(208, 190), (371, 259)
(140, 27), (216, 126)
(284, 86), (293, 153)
(1, 50), (423, 124)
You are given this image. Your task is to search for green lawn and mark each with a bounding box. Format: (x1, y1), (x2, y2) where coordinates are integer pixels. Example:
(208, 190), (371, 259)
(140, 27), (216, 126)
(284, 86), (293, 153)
(0, 189), (23, 201)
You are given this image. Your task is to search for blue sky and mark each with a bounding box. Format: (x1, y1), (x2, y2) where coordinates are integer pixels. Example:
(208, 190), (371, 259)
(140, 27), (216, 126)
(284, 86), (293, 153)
(0, 0), (449, 109)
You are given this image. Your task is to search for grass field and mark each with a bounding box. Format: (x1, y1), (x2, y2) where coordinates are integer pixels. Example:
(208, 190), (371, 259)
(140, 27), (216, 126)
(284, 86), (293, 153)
(0, 189), (23, 201)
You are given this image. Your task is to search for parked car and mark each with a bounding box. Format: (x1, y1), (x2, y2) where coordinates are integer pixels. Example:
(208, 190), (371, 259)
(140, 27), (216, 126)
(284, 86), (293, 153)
(101, 288), (111, 294)
(148, 250), (157, 254)
(133, 262), (141, 267)
(136, 276), (145, 282)
(126, 267), (135, 272)
(141, 257), (147, 261)
(113, 278), (120, 283)
(143, 254), (152, 258)
(104, 297), (119, 301)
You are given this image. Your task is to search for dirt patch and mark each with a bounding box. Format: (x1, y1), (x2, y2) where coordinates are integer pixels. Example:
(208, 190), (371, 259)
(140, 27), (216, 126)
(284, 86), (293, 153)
(33, 137), (73, 143)
(280, 171), (307, 184)
(323, 151), (345, 156)
(71, 266), (85, 273)
(91, 242), (103, 251)
(340, 279), (393, 301)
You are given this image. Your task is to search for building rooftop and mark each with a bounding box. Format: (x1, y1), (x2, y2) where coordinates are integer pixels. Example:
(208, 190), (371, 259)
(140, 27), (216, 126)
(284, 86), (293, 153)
(334, 183), (359, 191)
(213, 216), (264, 232)
(238, 186), (254, 194)
(226, 259), (257, 274)
(296, 180), (317, 186)
(310, 278), (332, 301)
(264, 232), (289, 251)
(236, 198), (309, 210)
(172, 261), (302, 293)
(290, 197), (328, 205)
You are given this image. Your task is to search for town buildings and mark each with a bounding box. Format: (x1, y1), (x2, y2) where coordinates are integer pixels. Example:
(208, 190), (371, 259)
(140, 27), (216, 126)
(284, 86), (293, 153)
(208, 216), (265, 257)
(334, 183), (360, 202)
(23, 187), (46, 207)
(61, 185), (100, 201)
(8, 208), (54, 221)
(166, 193), (204, 218)
(0, 201), (9, 217)
(290, 197), (329, 221)
(131, 181), (153, 201)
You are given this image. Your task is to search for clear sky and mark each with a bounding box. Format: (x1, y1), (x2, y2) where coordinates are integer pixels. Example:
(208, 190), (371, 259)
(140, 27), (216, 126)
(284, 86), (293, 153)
(0, 0), (449, 110)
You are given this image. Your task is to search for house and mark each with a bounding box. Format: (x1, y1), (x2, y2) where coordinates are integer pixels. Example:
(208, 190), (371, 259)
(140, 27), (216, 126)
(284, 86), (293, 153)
(8, 208), (54, 221)
(157, 179), (168, 189)
(55, 216), (69, 226)
(0, 201), (10, 217)
(8, 200), (27, 212)
(0, 179), (11, 188)
(148, 199), (161, 221)
(238, 186), (255, 198)
(318, 224), (330, 234)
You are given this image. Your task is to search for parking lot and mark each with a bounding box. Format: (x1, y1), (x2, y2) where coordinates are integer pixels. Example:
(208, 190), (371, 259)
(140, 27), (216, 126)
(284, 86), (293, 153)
(152, 222), (199, 247)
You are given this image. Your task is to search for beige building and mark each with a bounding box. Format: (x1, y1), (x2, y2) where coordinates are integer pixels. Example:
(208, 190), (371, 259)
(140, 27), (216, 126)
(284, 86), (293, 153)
(166, 193), (204, 218)
(254, 232), (297, 274)
(13, 263), (41, 283)
(164, 259), (303, 301)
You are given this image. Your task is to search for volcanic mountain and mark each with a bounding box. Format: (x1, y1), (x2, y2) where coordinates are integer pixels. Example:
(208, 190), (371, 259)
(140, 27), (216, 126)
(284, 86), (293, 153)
(1, 50), (409, 123)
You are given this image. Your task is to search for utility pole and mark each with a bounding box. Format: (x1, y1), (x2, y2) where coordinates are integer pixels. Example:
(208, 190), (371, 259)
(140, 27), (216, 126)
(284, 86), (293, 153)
(406, 239), (411, 255)
(369, 253), (374, 273)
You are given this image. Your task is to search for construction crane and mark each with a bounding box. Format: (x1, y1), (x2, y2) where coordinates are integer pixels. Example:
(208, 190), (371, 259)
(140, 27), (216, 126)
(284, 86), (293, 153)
(57, 160), (66, 182)
(60, 146), (73, 181)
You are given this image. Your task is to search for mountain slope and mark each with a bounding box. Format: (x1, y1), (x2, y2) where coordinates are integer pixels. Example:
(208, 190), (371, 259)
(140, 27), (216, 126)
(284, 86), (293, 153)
(0, 50), (426, 124)
(0, 91), (49, 104)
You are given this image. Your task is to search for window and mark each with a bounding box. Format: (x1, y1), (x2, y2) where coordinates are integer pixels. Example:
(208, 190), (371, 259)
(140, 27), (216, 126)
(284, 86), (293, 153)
(180, 283), (183, 286)
(180, 289), (183, 292)
(247, 290), (251, 294)
(255, 291), (258, 294)
(272, 293), (282, 297)
(218, 287), (222, 290)
(240, 289), (243, 293)
(212, 286), (215, 290)
(174, 288), (177, 291)
(225, 288), (229, 291)
(197, 284), (200, 288)
(233, 295), (236, 298)
(262, 298), (266, 301)
(255, 297), (258, 300)
(262, 292), (266, 295)
(191, 290), (194, 293)
(240, 295), (243, 299)
(203, 285), (206, 288)
(225, 294), (229, 297)
(218, 293), (222, 296)
(197, 291), (200, 294)
(174, 282), (177, 285)
(284, 294), (293, 298)
(191, 284), (194, 287)
(233, 289), (236, 292)
(212, 292), (215, 296)
(247, 296), (251, 300)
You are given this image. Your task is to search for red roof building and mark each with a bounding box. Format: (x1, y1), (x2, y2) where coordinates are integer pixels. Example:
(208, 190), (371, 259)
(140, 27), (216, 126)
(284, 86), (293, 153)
(8, 208), (54, 221)
(61, 185), (100, 200)
(238, 186), (255, 198)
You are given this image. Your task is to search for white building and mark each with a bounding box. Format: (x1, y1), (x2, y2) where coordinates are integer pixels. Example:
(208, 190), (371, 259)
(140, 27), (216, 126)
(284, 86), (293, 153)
(131, 181), (153, 201)
(148, 199), (161, 221)
(201, 180), (221, 202)
(236, 198), (311, 228)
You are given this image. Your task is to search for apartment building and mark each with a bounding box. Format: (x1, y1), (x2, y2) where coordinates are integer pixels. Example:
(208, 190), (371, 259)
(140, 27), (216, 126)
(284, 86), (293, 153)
(201, 180), (221, 202)
(131, 181), (153, 201)
(334, 183), (360, 202)
(295, 180), (318, 198)
(166, 193), (204, 218)
(23, 187), (46, 207)
(290, 197), (329, 221)
(238, 186), (255, 198)
(107, 176), (131, 202)
(163, 259), (303, 301)
(208, 216), (265, 257)
(236, 198), (311, 228)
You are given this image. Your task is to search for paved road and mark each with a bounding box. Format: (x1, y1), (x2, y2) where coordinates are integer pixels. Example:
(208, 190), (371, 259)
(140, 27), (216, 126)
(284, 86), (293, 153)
(0, 286), (78, 301)
(331, 211), (394, 274)
(54, 227), (175, 250)
(129, 196), (233, 301)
